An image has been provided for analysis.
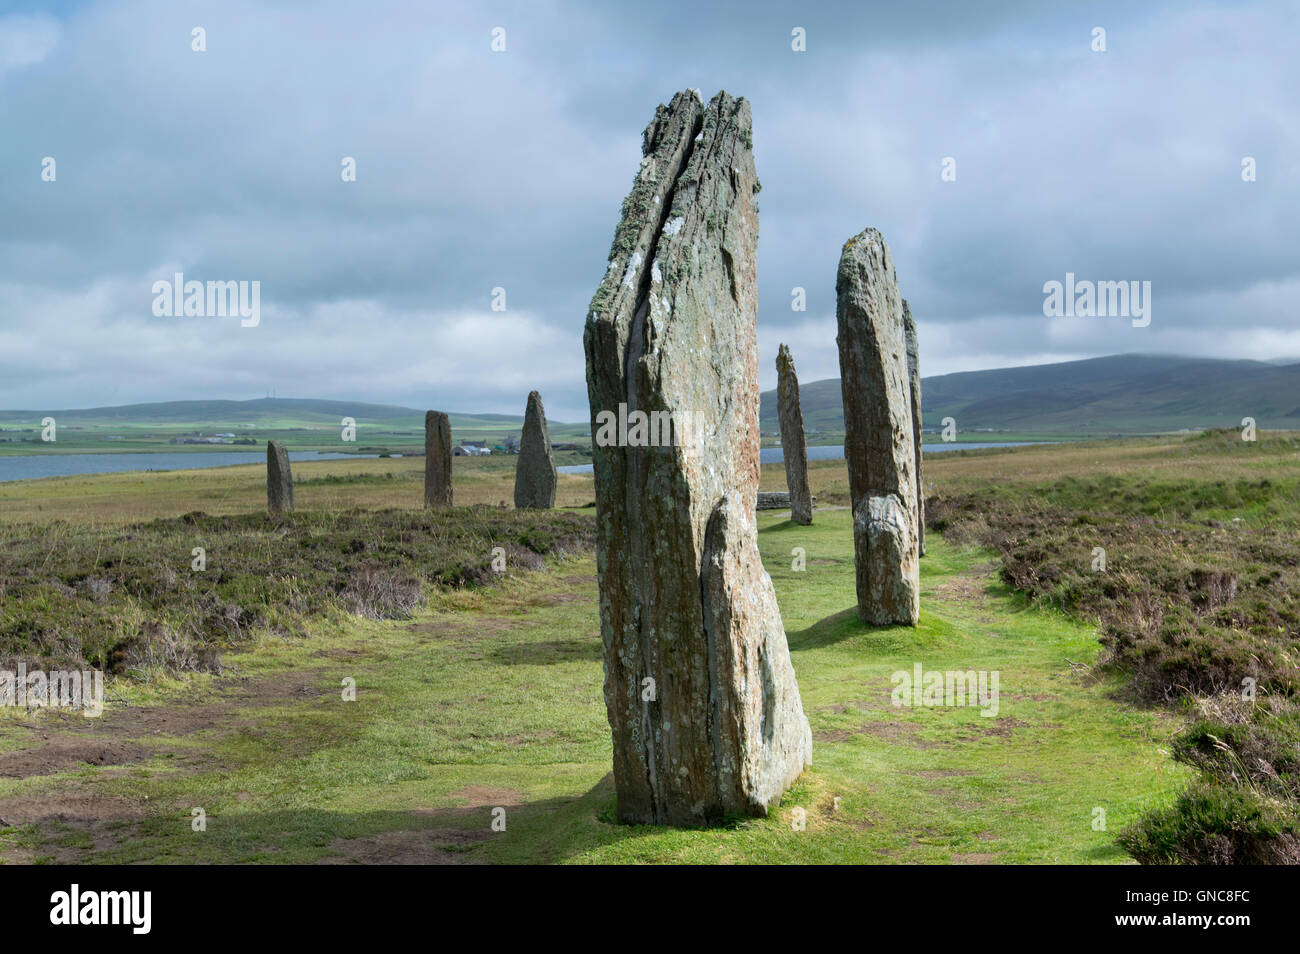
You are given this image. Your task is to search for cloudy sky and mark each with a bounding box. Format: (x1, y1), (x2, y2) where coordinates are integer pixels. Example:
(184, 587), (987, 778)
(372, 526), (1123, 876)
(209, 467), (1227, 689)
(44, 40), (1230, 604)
(2, 0), (1296, 421)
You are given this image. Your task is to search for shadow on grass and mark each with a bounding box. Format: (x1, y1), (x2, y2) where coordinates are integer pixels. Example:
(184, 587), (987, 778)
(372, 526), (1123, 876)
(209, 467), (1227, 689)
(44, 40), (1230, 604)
(759, 518), (803, 532)
(34, 772), (691, 865)
(786, 606), (861, 651)
(478, 772), (764, 863)
(786, 605), (919, 653)
(1083, 839), (1131, 863)
(488, 637), (603, 665)
(28, 805), (512, 865)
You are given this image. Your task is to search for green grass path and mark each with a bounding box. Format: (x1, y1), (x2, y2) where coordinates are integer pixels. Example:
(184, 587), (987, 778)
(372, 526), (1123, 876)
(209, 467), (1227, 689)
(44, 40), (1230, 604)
(0, 510), (1186, 863)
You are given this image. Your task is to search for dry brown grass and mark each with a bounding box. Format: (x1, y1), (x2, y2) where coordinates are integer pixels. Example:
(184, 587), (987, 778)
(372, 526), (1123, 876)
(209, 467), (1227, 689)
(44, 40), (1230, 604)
(0, 455), (595, 527)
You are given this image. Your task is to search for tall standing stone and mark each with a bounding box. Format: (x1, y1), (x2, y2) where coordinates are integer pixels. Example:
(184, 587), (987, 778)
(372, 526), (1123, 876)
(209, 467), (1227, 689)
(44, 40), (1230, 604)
(584, 89), (811, 826)
(903, 299), (925, 558)
(266, 440), (293, 513)
(514, 391), (557, 509)
(424, 411), (452, 508)
(776, 344), (813, 525)
(835, 228), (920, 625)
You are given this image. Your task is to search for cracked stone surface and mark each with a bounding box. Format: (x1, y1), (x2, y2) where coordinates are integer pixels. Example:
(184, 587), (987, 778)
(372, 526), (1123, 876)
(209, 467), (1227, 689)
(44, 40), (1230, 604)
(514, 391), (557, 509)
(903, 299), (925, 558)
(583, 89), (811, 825)
(836, 228), (920, 626)
(266, 440), (293, 513)
(424, 411), (452, 508)
(776, 343), (813, 525)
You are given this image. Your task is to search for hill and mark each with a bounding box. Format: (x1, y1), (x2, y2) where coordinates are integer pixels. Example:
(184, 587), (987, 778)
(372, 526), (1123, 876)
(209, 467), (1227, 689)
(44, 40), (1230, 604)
(759, 354), (1300, 436)
(7, 353), (1299, 449)
(0, 398), (591, 455)
(0, 397), (512, 430)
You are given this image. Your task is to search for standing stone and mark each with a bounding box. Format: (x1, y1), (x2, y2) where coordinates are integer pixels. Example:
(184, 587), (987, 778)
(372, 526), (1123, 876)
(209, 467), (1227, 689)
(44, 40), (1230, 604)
(514, 391), (557, 509)
(757, 490), (815, 511)
(266, 440), (293, 513)
(835, 228), (920, 625)
(903, 299), (925, 557)
(776, 344), (813, 525)
(584, 89), (811, 826)
(424, 411), (452, 508)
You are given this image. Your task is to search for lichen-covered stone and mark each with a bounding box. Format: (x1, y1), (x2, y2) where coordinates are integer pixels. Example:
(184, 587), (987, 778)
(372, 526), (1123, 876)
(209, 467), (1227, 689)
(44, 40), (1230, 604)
(424, 411), (452, 508)
(776, 344), (812, 525)
(266, 440), (293, 513)
(836, 228), (920, 625)
(903, 299), (925, 558)
(757, 490), (817, 511)
(514, 391), (557, 509)
(583, 89), (811, 826)
(701, 494), (810, 809)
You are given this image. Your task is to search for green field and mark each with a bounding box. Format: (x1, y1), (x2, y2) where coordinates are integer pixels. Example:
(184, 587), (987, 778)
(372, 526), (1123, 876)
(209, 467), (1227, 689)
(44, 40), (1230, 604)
(2, 432), (1296, 863)
(0, 397), (593, 457)
(0, 505), (1183, 864)
(18, 351), (1290, 461)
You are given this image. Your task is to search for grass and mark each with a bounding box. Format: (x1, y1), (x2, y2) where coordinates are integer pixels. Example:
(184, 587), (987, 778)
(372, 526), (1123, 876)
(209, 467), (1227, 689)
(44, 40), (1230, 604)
(919, 429), (1300, 863)
(0, 505), (594, 675)
(0, 455), (594, 526)
(13, 430), (1288, 863)
(0, 401), (596, 456)
(0, 489), (1185, 863)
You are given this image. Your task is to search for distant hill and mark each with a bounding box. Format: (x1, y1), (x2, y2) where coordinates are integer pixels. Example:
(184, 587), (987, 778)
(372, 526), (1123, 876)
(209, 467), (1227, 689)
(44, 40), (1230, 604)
(760, 354), (1300, 436)
(7, 353), (1298, 445)
(0, 398), (518, 430)
(0, 397), (606, 454)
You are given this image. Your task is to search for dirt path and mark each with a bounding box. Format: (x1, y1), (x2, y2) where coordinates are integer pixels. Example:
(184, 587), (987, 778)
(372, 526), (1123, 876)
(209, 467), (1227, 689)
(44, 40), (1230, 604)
(2, 526), (1181, 865)
(0, 670), (333, 862)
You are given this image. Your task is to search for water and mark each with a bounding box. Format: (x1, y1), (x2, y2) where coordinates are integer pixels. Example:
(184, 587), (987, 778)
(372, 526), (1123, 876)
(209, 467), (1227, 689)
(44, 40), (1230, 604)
(0, 451), (379, 483)
(0, 442), (1048, 482)
(557, 441), (1051, 475)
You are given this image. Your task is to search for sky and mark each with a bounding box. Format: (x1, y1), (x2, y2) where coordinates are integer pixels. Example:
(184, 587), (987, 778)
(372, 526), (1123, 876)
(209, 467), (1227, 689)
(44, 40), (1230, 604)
(1, 0), (1297, 421)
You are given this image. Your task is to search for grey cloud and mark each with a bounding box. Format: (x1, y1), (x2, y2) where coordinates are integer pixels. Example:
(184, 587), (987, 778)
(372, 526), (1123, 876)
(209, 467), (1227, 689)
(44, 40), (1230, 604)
(1, 0), (1296, 420)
